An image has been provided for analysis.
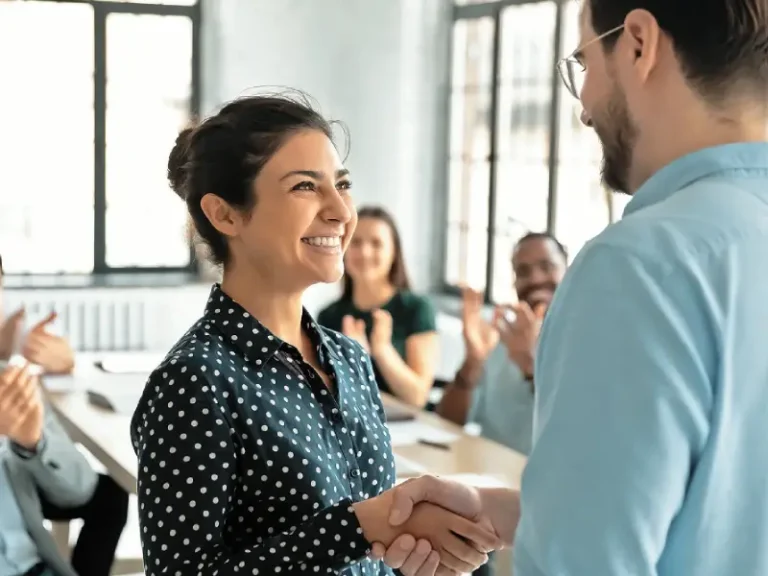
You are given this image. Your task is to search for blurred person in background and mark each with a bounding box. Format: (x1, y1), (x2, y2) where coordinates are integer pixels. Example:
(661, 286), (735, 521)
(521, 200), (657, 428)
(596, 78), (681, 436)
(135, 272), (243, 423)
(318, 206), (438, 408)
(0, 256), (128, 576)
(437, 232), (567, 456)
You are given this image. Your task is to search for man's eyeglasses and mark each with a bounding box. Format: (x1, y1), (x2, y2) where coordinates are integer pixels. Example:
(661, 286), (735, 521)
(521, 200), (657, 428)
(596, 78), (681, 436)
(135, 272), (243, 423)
(557, 24), (625, 99)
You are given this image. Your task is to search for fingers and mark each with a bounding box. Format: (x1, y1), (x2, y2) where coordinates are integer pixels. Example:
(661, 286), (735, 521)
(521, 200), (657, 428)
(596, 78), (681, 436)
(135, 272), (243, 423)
(511, 301), (535, 324)
(389, 476), (482, 526)
(448, 515), (501, 553)
(414, 549), (441, 576)
(441, 530), (489, 568)
(533, 302), (548, 320)
(355, 318), (367, 334)
(397, 538), (434, 575)
(30, 311), (57, 333)
(341, 315), (355, 335)
(375, 534), (417, 569)
(434, 546), (478, 575)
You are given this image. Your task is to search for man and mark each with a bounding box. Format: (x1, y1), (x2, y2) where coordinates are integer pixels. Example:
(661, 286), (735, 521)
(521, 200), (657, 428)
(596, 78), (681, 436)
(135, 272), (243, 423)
(374, 0), (768, 574)
(0, 256), (128, 576)
(437, 233), (567, 455)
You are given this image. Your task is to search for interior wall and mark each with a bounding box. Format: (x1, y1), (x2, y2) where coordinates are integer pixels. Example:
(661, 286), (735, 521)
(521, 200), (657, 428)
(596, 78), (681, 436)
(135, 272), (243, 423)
(200, 0), (453, 308)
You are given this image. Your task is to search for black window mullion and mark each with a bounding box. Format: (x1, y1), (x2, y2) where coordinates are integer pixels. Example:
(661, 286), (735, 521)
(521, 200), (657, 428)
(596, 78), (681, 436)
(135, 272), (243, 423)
(93, 3), (107, 273)
(545, 0), (565, 234)
(483, 9), (502, 302)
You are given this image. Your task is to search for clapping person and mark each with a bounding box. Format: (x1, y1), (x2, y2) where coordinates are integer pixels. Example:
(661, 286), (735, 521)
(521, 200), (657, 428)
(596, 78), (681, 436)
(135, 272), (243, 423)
(318, 206), (438, 408)
(437, 233), (567, 455)
(0, 256), (128, 576)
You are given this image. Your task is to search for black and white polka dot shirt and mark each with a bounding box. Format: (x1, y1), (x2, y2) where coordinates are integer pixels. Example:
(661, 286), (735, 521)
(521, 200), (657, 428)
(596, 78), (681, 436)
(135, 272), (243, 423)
(131, 285), (397, 575)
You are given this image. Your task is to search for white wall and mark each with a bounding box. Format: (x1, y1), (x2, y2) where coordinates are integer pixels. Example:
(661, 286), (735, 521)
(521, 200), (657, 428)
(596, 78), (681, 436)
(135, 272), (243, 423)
(201, 0), (452, 305)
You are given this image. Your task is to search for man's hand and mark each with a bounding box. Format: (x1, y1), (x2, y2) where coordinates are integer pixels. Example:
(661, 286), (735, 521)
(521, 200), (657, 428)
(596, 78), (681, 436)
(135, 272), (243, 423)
(21, 311), (75, 375)
(461, 288), (499, 365)
(0, 364), (44, 450)
(342, 314), (370, 353)
(354, 489), (497, 574)
(0, 307), (25, 360)
(497, 302), (546, 378)
(388, 475), (519, 548)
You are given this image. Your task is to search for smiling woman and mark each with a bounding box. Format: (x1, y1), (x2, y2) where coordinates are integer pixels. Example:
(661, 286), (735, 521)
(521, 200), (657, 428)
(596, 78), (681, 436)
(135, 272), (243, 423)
(130, 92), (498, 576)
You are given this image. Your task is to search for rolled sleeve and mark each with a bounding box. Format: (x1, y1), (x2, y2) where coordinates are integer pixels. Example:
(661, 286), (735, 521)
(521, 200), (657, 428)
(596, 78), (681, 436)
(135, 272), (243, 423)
(514, 243), (715, 576)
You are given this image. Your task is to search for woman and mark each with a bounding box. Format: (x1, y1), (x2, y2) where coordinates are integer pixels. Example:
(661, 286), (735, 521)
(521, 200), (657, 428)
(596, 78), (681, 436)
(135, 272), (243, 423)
(318, 207), (437, 408)
(129, 94), (498, 576)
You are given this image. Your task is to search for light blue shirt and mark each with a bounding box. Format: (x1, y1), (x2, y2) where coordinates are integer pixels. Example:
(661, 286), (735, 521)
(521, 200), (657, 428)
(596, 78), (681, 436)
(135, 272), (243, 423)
(468, 344), (534, 455)
(514, 143), (768, 576)
(0, 440), (42, 576)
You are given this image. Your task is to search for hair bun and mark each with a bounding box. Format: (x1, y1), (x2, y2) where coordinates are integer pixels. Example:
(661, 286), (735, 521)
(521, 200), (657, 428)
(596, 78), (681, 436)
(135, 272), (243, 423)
(168, 127), (195, 200)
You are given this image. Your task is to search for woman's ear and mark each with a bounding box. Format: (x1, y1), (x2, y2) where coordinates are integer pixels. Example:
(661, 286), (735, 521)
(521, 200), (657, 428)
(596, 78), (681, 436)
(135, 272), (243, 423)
(200, 193), (240, 238)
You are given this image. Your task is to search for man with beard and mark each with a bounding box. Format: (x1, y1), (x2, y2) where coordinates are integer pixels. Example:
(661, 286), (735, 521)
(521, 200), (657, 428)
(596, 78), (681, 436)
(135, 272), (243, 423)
(436, 232), (567, 456)
(369, 0), (768, 574)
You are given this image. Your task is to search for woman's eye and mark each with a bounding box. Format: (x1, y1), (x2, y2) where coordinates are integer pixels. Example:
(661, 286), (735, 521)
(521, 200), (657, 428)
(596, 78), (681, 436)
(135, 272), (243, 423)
(292, 181), (316, 191)
(337, 180), (353, 192)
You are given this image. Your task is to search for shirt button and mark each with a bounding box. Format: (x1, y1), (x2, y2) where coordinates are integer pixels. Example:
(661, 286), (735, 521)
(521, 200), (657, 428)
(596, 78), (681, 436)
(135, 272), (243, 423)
(349, 469), (361, 479)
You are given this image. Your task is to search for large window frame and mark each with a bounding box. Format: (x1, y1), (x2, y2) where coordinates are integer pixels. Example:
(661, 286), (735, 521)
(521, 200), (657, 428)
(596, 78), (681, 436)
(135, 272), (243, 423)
(444, 0), (621, 301)
(6, 0), (201, 276)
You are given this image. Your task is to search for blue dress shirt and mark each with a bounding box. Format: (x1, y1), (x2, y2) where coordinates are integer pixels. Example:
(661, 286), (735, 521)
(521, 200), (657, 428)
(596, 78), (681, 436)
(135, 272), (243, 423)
(0, 440), (42, 576)
(514, 143), (768, 576)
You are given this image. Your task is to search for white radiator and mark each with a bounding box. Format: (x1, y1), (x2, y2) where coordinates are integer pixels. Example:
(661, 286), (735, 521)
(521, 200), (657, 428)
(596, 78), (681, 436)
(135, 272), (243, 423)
(4, 285), (211, 353)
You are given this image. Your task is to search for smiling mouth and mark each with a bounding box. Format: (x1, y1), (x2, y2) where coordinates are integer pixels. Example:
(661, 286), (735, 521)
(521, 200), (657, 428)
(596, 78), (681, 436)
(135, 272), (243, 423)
(301, 236), (342, 253)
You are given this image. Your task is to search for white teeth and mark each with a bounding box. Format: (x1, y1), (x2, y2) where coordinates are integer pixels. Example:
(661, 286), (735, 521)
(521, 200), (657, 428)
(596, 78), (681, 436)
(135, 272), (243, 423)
(303, 236), (341, 247)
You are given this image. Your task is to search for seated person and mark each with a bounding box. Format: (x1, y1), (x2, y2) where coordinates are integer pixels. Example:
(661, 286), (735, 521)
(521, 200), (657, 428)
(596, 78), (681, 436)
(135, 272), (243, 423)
(437, 232), (567, 455)
(318, 206), (437, 407)
(0, 255), (128, 576)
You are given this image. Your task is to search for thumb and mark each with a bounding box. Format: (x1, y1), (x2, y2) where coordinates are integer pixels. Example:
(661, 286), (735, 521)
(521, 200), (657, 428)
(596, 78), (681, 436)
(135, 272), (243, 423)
(533, 302), (548, 320)
(31, 311), (57, 332)
(389, 475), (475, 526)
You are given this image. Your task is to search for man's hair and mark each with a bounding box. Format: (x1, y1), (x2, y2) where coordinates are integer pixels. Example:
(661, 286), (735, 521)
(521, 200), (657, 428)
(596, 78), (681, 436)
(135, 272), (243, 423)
(590, 0), (768, 98)
(515, 232), (569, 262)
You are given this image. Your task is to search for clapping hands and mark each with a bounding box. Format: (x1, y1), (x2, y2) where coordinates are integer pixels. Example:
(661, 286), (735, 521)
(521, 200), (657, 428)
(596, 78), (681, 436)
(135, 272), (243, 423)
(341, 310), (393, 357)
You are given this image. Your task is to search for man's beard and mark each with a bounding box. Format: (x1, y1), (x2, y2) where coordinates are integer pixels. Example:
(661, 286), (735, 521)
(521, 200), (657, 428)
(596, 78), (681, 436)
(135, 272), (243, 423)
(594, 83), (638, 195)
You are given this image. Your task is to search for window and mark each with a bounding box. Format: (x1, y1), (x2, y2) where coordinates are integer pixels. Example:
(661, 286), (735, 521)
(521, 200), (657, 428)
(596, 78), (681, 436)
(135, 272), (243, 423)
(445, 0), (624, 300)
(0, 0), (199, 274)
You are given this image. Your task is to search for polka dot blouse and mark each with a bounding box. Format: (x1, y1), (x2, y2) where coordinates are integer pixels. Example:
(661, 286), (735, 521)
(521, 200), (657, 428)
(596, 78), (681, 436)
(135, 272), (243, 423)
(130, 285), (397, 575)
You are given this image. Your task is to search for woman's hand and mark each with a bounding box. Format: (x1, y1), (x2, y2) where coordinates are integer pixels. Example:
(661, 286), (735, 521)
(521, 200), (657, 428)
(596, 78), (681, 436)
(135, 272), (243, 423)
(342, 314), (370, 352)
(354, 491), (496, 575)
(369, 309), (393, 357)
(370, 535), (442, 575)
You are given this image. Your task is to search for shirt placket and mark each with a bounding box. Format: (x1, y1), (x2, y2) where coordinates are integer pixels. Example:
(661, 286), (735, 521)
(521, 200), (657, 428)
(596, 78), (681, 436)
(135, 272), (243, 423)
(276, 349), (363, 499)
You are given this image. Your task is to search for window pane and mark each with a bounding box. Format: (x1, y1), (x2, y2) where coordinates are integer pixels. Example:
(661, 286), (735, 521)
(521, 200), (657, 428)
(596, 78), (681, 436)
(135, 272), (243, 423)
(94, 0), (197, 4)
(105, 13), (192, 268)
(490, 1), (556, 302)
(445, 17), (495, 289)
(612, 193), (632, 221)
(444, 223), (489, 290)
(552, 1), (609, 257)
(0, 2), (94, 274)
(451, 18), (495, 89)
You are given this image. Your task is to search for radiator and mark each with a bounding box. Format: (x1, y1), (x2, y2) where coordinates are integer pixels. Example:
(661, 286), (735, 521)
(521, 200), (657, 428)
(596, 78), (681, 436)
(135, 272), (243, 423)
(4, 286), (211, 353)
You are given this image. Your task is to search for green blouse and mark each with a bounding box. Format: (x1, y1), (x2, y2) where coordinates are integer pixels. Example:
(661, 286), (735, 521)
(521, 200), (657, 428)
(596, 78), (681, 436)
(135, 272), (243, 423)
(317, 290), (437, 397)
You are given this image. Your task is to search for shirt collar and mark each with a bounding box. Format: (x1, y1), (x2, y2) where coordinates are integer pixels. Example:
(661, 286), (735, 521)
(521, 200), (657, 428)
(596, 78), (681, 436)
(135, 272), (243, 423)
(624, 142), (768, 217)
(203, 284), (340, 363)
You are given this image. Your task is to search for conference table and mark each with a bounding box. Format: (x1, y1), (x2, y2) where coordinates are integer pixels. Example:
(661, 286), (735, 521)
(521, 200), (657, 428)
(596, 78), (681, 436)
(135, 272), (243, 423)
(46, 353), (527, 573)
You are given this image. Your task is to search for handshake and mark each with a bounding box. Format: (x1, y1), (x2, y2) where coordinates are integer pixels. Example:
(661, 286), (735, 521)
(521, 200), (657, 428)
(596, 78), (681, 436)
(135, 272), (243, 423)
(353, 475), (520, 575)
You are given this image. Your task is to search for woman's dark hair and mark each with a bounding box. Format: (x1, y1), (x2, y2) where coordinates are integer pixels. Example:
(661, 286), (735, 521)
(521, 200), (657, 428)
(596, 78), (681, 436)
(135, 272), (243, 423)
(590, 0), (768, 99)
(168, 92), (339, 266)
(342, 206), (411, 299)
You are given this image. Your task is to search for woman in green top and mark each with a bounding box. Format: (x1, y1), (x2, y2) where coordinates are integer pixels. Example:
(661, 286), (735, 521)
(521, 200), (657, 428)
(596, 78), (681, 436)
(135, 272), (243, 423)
(317, 206), (437, 407)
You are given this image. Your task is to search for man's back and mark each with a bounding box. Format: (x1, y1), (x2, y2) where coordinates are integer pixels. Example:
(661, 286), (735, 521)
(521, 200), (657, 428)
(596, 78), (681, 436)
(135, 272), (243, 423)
(515, 143), (768, 575)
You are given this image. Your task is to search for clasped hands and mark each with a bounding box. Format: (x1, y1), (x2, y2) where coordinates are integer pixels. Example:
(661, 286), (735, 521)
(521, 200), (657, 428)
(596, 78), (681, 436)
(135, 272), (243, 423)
(355, 476), (519, 575)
